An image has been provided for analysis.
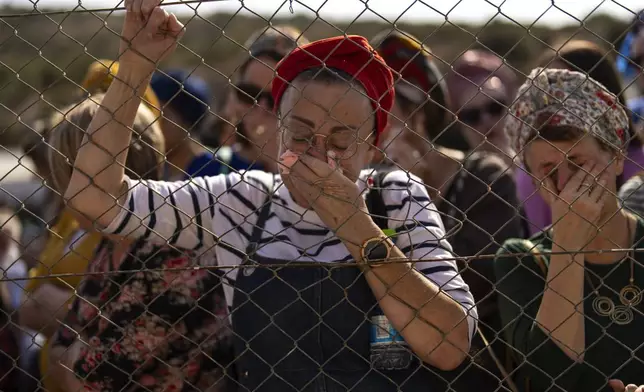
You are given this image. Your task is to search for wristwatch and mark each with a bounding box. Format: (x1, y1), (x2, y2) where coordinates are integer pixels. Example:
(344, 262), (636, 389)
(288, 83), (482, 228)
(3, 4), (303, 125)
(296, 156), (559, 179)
(360, 235), (393, 265)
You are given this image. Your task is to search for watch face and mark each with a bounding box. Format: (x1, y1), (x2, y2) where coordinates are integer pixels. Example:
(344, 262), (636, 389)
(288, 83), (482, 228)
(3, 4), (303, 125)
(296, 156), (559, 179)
(364, 240), (389, 261)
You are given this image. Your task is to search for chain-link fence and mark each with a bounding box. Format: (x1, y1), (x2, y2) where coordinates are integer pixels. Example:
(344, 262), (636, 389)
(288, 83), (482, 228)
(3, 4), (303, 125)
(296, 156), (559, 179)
(0, 1), (643, 391)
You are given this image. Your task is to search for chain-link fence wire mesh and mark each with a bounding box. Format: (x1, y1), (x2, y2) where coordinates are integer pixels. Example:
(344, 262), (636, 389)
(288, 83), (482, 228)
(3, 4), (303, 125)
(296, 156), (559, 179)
(0, 0), (642, 391)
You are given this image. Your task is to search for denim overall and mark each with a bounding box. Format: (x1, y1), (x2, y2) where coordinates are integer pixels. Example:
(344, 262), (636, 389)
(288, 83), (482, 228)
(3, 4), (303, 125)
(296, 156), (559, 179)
(231, 197), (451, 392)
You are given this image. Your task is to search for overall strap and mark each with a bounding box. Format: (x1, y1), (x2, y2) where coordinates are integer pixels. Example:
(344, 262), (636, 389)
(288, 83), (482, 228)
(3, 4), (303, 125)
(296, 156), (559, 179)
(365, 171), (391, 232)
(246, 178), (275, 256)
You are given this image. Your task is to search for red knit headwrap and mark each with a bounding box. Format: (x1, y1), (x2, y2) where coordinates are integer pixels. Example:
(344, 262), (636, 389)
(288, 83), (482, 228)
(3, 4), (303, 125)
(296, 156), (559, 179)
(272, 35), (395, 146)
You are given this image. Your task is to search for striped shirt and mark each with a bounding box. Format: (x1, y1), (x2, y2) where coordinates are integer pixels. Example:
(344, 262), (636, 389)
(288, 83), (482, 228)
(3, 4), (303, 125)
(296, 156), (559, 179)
(103, 169), (478, 340)
(619, 174), (644, 218)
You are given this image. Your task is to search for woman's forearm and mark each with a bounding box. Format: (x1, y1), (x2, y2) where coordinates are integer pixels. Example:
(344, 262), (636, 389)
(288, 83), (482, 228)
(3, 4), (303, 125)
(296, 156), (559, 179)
(64, 66), (153, 228)
(342, 220), (470, 371)
(535, 243), (586, 361)
(366, 260), (470, 371)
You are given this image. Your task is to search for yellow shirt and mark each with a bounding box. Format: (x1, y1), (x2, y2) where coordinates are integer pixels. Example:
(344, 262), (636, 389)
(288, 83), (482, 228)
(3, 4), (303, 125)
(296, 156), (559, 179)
(26, 210), (102, 392)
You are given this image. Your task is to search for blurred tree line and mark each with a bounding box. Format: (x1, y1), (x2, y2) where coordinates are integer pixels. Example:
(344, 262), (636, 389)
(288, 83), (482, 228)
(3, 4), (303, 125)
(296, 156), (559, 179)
(0, 4), (637, 147)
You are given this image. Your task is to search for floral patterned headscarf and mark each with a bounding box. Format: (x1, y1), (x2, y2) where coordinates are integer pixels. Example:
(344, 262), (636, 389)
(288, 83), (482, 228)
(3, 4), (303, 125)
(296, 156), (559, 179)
(506, 67), (629, 158)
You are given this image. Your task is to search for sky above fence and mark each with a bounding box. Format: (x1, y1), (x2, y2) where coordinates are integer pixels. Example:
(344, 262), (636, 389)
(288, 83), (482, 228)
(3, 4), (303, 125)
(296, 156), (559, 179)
(2, 0), (642, 25)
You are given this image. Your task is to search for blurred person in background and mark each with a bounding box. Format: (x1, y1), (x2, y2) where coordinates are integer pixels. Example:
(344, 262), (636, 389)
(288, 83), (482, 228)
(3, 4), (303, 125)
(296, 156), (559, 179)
(43, 95), (233, 392)
(617, 10), (644, 102)
(0, 120), (70, 392)
(0, 208), (26, 392)
(495, 68), (644, 391)
(519, 40), (644, 235)
(370, 30), (453, 164)
(619, 170), (644, 217)
(150, 69), (222, 179)
(0, 209), (26, 315)
(63, 3), (477, 389)
(375, 30), (522, 392)
(617, 8), (644, 216)
(446, 49), (518, 163)
(83, 59), (162, 110)
(206, 26), (309, 174)
(0, 100), (93, 392)
(17, 59), (161, 335)
(0, 121), (59, 268)
(22, 93), (165, 392)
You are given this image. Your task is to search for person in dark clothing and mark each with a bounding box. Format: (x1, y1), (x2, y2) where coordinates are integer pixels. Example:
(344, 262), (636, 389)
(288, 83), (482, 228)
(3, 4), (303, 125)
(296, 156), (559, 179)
(496, 67), (644, 392)
(375, 30), (523, 392)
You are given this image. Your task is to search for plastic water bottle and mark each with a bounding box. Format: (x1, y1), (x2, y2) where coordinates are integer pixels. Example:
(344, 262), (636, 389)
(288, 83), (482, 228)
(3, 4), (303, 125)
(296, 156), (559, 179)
(370, 310), (412, 370)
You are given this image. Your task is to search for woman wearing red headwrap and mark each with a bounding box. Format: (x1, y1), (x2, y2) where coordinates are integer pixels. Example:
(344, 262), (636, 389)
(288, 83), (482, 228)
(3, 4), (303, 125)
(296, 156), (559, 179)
(61, 1), (476, 390)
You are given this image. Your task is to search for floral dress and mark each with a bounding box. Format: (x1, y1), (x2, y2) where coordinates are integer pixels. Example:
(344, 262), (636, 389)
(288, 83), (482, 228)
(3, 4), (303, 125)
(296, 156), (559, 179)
(53, 239), (235, 392)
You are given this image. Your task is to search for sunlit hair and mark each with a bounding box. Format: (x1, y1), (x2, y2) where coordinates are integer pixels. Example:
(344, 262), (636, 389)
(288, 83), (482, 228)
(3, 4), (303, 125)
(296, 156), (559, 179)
(47, 93), (165, 194)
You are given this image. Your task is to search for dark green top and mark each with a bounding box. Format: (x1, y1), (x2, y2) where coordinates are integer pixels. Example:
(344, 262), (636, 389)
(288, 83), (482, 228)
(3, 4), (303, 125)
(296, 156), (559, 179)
(494, 218), (644, 392)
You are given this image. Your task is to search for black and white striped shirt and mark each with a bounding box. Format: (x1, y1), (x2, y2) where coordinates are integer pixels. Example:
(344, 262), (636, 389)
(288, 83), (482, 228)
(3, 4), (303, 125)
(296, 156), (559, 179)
(620, 174), (644, 218)
(103, 169), (478, 340)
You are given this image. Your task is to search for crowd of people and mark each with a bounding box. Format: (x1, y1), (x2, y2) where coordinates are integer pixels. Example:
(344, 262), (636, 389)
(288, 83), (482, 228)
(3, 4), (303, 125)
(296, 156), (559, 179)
(0, 1), (643, 391)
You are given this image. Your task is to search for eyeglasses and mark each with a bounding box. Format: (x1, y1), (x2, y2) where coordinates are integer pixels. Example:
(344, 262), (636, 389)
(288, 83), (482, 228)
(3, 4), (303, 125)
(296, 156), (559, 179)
(459, 100), (507, 125)
(234, 83), (275, 109)
(282, 127), (361, 160)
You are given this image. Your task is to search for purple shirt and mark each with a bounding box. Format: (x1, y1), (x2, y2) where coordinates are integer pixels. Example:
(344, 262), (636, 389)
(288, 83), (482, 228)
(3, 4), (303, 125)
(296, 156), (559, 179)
(517, 144), (644, 236)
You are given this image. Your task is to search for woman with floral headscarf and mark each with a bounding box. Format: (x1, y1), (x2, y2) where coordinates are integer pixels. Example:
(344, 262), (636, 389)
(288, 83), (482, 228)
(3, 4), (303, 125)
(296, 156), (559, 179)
(494, 68), (644, 392)
(59, 0), (477, 390)
(518, 41), (644, 236)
